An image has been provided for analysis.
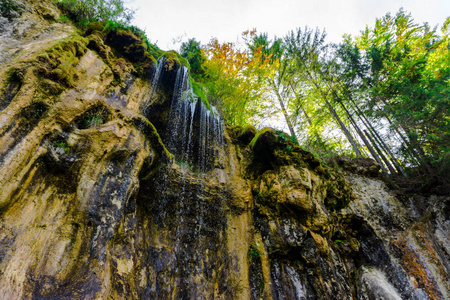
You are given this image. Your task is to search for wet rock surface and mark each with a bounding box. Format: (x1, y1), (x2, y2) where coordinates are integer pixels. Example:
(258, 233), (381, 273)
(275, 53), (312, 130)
(0, 1), (449, 299)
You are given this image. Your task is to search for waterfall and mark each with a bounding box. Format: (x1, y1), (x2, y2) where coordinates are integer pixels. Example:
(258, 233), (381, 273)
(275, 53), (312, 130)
(136, 60), (227, 298)
(163, 64), (223, 173)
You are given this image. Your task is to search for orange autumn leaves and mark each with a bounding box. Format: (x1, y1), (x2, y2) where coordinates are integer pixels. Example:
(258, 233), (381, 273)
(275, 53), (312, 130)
(201, 30), (277, 126)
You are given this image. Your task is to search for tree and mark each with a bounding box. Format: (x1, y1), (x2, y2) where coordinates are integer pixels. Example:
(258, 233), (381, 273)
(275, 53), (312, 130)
(284, 27), (363, 156)
(246, 31), (298, 142)
(357, 10), (450, 176)
(201, 37), (273, 126)
(56, 0), (134, 24)
(180, 38), (206, 81)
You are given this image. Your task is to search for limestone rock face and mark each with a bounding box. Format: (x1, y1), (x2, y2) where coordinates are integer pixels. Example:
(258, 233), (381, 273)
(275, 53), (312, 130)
(0, 1), (449, 299)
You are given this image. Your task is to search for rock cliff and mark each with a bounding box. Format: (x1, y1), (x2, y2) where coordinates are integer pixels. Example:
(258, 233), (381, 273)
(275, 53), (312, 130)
(0, 1), (449, 299)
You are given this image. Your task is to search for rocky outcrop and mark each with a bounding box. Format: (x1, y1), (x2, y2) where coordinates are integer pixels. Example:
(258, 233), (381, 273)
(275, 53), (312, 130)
(0, 1), (449, 299)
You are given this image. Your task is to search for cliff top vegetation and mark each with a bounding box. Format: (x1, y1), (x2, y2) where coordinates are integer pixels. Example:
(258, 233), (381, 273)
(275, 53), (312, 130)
(21, 0), (450, 194)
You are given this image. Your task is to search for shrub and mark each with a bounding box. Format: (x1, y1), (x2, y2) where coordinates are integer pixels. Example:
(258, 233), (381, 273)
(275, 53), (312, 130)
(54, 0), (134, 25)
(1, 0), (22, 20)
(78, 106), (109, 129)
(248, 245), (261, 258)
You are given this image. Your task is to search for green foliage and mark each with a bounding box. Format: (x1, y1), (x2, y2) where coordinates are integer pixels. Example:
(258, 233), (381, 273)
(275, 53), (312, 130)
(52, 140), (70, 153)
(248, 245), (261, 258)
(276, 130), (298, 145)
(175, 159), (191, 171)
(191, 79), (210, 110)
(103, 20), (161, 59)
(180, 38), (206, 81)
(0, 0), (22, 20)
(356, 10), (450, 176)
(81, 114), (103, 128)
(78, 106), (109, 129)
(274, 130), (298, 152)
(202, 37), (274, 126)
(59, 15), (71, 22)
(23, 102), (48, 119)
(54, 0), (134, 25)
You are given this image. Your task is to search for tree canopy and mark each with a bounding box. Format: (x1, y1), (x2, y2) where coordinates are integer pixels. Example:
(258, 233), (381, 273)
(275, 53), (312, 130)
(185, 10), (449, 181)
(56, 3), (449, 184)
(55, 0), (134, 24)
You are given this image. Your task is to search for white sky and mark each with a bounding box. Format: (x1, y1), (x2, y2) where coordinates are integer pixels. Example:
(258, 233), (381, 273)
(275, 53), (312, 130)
(127, 0), (450, 51)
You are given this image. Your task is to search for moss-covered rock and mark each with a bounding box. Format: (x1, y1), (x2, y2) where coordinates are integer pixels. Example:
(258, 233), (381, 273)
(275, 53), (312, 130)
(36, 35), (88, 87)
(0, 66), (26, 110)
(238, 125), (257, 145)
(87, 33), (110, 59)
(250, 127), (277, 160)
(337, 155), (381, 177)
(84, 21), (108, 37)
(324, 173), (354, 211)
(162, 50), (189, 70)
(0, 3), (447, 299)
(104, 28), (156, 77)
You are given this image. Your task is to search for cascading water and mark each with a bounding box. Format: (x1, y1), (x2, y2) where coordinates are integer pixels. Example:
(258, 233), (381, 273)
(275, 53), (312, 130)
(3, 10), (449, 299)
(134, 58), (229, 298)
(163, 64), (223, 173)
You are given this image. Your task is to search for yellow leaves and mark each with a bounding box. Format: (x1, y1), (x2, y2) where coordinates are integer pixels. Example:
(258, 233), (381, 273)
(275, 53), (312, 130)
(202, 34), (275, 126)
(442, 17), (450, 36)
(242, 28), (258, 44)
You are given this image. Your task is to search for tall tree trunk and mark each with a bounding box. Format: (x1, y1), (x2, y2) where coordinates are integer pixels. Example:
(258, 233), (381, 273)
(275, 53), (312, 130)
(288, 82), (313, 125)
(364, 130), (397, 174)
(381, 110), (422, 165)
(331, 90), (388, 172)
(346, 94), (407, 177)
(360, 114), (407, 176)
(288, 81), (329, 149)
(269, 78), (298, 143)
(305, 71), (362, 156)
(376, 97), (434, 174)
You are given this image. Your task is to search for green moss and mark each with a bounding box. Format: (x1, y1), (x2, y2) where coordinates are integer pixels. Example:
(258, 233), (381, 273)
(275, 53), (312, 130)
(0, 0), (22, 20)
(50, 55), (79, 86)
(162, 51), (190, 69)
(78, 106), (109, 129)
(37, 35), (88, 87)
(241, 125), (254, 136)
(133, 116), (174, 162)
(250, 127), (275, 149)
(84, 21), (108, 36)
(36, 79), (65, 98)
(5, 66), (25, 84)
(248, 245), (261, 258)
(1, 66), (25, 102)
(231, 125), (257, 145)
(52, 140), (70, 153)
(103, 21), (162, 57)
(324, 174), (354, 210)
(59, 15), (71, 22)
(175, 159), (191, 170)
